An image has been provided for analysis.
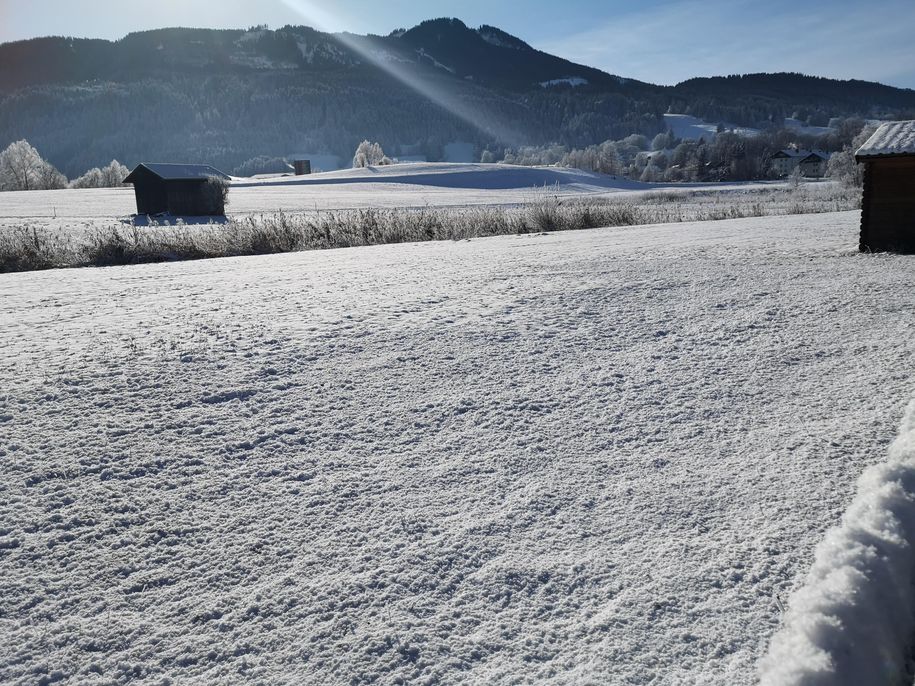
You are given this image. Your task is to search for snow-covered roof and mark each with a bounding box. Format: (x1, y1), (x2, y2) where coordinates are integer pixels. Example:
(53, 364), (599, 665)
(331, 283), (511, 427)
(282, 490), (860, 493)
(799, 151), (829, 162)
(124, 163), (230, 183)
(855, 121), (915, 160)
(774, 148), (824, 159)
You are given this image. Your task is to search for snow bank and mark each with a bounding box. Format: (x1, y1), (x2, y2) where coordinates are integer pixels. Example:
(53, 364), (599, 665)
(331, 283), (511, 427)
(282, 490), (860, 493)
(759, 400), (915, 685)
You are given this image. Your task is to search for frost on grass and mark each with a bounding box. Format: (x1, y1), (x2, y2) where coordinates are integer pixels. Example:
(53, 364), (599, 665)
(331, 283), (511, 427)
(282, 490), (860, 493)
(0, 179), (858, 272)
(760, 401), (915, 685)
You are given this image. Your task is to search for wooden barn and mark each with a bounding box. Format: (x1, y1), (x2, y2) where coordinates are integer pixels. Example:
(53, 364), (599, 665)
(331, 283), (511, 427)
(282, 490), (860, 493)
(855, 121), (915, 253)
(123, 163), (231, 217)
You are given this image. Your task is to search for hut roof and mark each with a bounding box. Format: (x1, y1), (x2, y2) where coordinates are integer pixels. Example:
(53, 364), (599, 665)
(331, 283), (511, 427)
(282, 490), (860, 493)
(855, 121), (915, 160)
(124, 163), (230, 184)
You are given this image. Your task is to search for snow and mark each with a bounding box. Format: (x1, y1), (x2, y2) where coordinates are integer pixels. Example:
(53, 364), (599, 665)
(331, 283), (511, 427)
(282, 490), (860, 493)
(229, 54), (297, 70)
(760, 400), (915, 684)
(539, 77), (588, 88)
(124, 163), (229, 182)
(415, 48), (455, 73)
(282, 153), (341, 173)
(784, 118), (836, 138)
(855, 120), (915, 159)
(0, 162), (786, 232)
(2, 210), (914, 683)
(0, 163), (787, 240)
(663, 114), (760, 141)
(478, 30), (523, 50)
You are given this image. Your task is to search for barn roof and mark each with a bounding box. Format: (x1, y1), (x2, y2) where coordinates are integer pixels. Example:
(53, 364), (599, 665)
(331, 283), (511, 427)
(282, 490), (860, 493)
(855, 121), (915, 160)
(123, 163), (230, 183)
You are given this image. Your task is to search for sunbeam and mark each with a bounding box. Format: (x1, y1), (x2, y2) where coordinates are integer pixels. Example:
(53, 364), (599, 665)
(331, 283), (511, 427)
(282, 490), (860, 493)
(277, 0), (521, 146)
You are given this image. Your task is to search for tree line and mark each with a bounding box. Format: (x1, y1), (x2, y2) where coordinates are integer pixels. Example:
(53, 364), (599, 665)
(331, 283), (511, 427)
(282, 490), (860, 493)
(495, 118), (875, 184)
(0, 139), (128, 191)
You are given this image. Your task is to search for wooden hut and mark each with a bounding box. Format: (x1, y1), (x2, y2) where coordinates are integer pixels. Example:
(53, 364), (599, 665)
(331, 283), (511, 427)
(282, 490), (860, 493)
(855, 121), (915, 253)
(123, 163), (231, 216)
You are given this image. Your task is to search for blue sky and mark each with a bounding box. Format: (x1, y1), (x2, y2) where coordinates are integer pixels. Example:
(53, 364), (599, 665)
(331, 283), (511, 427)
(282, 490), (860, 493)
(1, 0), (913, 88)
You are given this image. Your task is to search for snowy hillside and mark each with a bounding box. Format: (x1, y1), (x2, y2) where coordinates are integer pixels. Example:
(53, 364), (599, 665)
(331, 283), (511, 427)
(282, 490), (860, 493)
(663, 114), (761, 140)
(2, 210), (914, 683)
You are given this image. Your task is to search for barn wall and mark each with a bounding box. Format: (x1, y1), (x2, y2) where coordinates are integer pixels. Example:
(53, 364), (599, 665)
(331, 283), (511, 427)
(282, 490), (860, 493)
(165, 181), (224, 216)
(133, 178), (167, 215)
(860, 157), (915, 253)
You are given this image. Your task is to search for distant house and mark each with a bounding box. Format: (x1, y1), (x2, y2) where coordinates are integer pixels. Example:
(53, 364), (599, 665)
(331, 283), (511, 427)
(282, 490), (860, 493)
(770, 149), (803, 177)
(770, 148), (830, 178)
(855, 120), (915, 253)
(123, 163), (231, 216)
(798, 152), (829, 178)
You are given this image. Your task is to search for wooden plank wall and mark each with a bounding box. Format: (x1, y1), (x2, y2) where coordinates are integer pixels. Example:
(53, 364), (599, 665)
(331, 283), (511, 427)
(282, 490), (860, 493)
(860, 157), (915, 253)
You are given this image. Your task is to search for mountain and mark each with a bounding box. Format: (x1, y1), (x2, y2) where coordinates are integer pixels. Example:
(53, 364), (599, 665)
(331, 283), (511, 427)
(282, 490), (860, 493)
(0, 18), (913, 176)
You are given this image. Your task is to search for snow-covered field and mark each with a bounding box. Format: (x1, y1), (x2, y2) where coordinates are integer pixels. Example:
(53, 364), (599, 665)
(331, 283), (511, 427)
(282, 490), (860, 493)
(2, 209), (914, 684)
(663, 114), (760, 141)
(0, 162), (780, 232)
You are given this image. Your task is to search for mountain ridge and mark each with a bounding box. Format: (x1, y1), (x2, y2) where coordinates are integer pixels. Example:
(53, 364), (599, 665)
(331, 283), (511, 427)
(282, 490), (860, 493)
(0, 19), (913, 175)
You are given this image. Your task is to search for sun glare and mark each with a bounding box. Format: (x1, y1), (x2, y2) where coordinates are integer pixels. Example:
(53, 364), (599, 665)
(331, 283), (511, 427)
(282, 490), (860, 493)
(277, 0), (520, 145)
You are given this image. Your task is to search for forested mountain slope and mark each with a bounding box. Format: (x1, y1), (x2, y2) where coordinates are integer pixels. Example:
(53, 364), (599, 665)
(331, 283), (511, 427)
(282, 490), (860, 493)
(1, 18), (913, 176)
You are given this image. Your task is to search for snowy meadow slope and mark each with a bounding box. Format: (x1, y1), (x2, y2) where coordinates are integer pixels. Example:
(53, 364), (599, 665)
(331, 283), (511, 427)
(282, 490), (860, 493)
(0, 163), (781, 229)
(1, 211), (914, 684)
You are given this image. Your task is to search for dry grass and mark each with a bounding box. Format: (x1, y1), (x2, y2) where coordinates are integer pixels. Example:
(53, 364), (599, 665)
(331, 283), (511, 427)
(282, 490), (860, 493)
(0, 183), (860, 273)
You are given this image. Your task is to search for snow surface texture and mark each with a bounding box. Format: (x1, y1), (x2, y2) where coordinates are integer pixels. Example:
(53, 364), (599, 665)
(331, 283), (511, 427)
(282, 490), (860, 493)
(2, 211), (914, 684)
(855, 120), (915, 158)
(760, 401), (915, 685)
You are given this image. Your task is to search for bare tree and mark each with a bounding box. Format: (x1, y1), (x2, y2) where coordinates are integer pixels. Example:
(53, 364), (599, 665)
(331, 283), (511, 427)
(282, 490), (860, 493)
(35, 161), (67, 190)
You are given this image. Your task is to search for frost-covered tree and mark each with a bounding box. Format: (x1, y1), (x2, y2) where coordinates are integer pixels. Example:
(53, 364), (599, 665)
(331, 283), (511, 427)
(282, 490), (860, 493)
(0, 140), (41, 191)
(651, 130), (676, 151)
(102, 160), (129, 187)
(480, 150), (496, 164)
(621, 134), (649, 151)
(826, 123), (878, 188)
(0, 140), (66, 191)
(71, 159), (129, 189)
(596, 141), (621, 175)
(352, 140), (390, 168)
(35, 160), (68, 190)
(71, 167), (104, 189)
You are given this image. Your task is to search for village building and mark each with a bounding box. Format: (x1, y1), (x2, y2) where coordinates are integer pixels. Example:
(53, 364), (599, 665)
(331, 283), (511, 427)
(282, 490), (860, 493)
(123, 163), (231, 216)
(855, 120), (915, 253)
(798, 152), (829, 178)
(770, 148), (830, 178)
